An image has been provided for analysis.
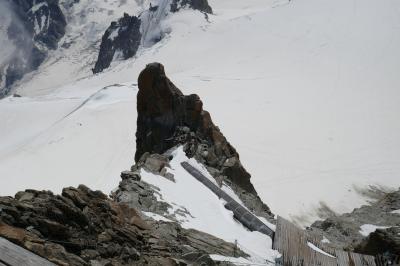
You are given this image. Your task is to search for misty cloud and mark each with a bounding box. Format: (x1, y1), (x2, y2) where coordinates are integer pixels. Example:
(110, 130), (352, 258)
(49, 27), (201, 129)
(0, 0), (17, 67)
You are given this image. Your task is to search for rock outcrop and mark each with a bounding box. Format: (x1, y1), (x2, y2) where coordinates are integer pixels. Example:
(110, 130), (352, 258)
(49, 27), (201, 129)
(0, 0), (66, 97)
(93, 13), (141, 74)
(93, 0), (213, 74)
(355, 227), (400, 258)
(0, 185), (247, 265)
(135, 63), (274, 221)
(171, 0), (213, 14)
(308, 188), (400, 262)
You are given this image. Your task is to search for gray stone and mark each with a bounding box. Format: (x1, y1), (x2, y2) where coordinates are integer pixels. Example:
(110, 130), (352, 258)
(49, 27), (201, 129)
(15, 192), (35, 202)
(144, 154), (170, 173)
(308, 188), (400, 256)
(120, 171), (141, 181)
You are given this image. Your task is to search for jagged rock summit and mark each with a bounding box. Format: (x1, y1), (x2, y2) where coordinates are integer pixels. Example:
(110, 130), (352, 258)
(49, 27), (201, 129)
(0, 185), (246, 265)
(93, 13), (141, 74)
(135, 62), (273, 219)
(93, 0), (213, 74)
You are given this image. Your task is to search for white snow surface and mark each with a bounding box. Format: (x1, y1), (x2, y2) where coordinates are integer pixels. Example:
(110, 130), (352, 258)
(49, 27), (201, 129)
(30, 2), (48, 13)
(0, 0), (399, 226)
(359, 224), (390, 237)
(210, 254), (274, 265)
(0, 83), (137, 195)
(142, 211), (173, 222)
(321, 236), (330, 244)
(391, 210), (400, 214)
(140, 147), (279, 263)
(307, 242), (335, 258)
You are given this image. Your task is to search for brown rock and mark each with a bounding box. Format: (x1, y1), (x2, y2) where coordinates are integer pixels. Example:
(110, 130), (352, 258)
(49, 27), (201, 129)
(0, 223), (29, 245)
(134, 63), (273, 220)
(135, 63), (256, 194)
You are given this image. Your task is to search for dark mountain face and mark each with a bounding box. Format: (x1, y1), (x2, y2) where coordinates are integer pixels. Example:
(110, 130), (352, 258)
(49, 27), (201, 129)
(0, 0), (66, 97)
(0, 0), (213, 94)
(171, 0), (213, 14)
(93, 0), (213, 74)
(135, 63), (274, 221)
(93, 13), (142, 74)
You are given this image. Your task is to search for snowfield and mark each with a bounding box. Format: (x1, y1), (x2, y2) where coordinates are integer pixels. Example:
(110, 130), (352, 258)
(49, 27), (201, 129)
(141, 147), (279, 264)
(1, 0), (400, 227)
(359, 224), (391, 237)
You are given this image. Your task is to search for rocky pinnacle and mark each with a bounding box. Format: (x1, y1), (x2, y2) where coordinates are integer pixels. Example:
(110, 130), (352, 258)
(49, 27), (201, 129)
(135, 63), (273, 218)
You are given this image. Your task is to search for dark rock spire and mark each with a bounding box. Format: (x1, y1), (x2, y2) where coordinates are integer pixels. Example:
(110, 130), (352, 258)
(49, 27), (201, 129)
(135, 63), (273, 218)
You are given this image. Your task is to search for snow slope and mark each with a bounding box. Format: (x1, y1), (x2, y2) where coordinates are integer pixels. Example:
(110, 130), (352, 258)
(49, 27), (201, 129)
(0, 83), (137, 195)
(1, 0), (400, 226)
(141, 147), (279, 264)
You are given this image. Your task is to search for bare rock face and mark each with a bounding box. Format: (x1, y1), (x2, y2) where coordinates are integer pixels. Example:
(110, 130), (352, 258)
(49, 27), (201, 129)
(93, 13), (141, 74)
(0, 185), (146, 265)
(170, 0), (213, 14)
(0, 185), (247, 265)
(93, 0), (213, 74)
(135, 63), (273, 220)
(308, 188), (400, 263)
(355, 227), (400, 259)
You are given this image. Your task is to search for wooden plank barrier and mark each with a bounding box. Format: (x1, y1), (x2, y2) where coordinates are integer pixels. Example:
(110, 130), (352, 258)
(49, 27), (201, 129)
(273, 216), (377, 266)
(0, 237), (56, 266)
(181, 161), (275, 238)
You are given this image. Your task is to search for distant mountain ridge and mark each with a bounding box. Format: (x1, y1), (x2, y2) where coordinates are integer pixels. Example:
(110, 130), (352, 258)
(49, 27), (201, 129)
(0, 0), (66, 96)
(0, 0), (212, 97)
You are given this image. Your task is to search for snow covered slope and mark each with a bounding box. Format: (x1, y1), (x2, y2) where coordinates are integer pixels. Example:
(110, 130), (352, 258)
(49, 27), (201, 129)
(1, 0), (400, 226)
(140, 146), (279, 264)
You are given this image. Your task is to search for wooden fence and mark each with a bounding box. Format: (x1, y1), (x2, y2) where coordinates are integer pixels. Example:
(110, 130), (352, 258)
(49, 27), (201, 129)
(182, 161), (387, 266)
(273, 216), (377, 266)
(0, 237), (56, 266)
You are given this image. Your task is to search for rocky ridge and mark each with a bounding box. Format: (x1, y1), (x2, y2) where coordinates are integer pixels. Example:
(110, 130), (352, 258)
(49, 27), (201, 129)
(308, 188), (400, 262)
(93, 0), (213, 74)
(170, 0), (213, 13)
(0, 185), (247, 265)
(93, 13), (142, 74)
(134, 62), (274, 222)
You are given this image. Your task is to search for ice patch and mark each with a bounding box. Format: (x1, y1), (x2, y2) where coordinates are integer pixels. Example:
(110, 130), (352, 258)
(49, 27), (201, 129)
(359, 224), (390, 237)
(390, 209), (400, 214)
(307, 242), (335, 258)
(30, 2), (47, 13)
(321, 236), (330, 244)
(142, 211), (172, 222)
(108, 29), (119, 41)
(210, 254), (274, 265)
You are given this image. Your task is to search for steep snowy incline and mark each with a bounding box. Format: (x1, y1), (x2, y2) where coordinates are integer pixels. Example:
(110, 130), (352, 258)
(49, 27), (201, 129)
(140, 147), (279, 264)
(1, 0), (400, 226)
(0, 83), (137, 196)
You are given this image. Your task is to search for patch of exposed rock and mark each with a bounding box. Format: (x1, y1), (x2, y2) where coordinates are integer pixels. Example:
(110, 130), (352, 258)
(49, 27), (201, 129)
(93, 0), (212, 73)
(171, 0), (213, 14)
(307, 188), (400, 261)
(93, 13), (141, 74)
(134, 62), (274, 222)
(0, 185), (247, 265)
